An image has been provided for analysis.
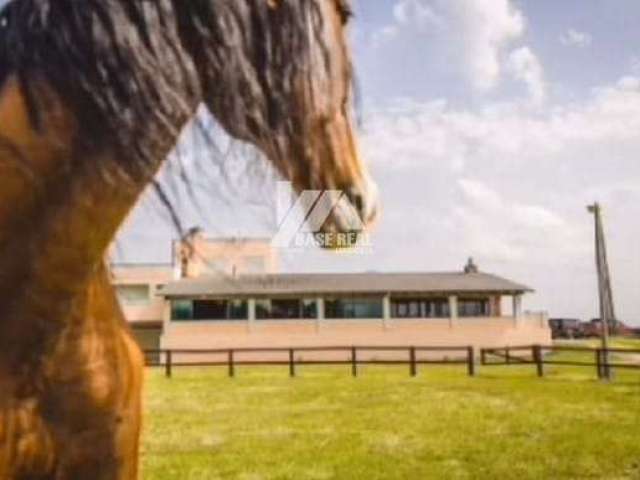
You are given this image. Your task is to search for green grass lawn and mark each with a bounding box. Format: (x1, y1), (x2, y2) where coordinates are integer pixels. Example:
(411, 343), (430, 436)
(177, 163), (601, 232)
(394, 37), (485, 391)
(142, 344), (640, 480)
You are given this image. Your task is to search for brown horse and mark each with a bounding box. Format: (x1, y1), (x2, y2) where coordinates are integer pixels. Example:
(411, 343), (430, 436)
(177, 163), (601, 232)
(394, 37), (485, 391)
(0, 1), (376, 478)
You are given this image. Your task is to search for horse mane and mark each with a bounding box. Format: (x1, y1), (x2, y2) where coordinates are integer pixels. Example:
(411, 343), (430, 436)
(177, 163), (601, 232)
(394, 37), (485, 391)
(0, 0), (354, 187)
(173, 0), (355, 185)
(0, 0), (200, 181)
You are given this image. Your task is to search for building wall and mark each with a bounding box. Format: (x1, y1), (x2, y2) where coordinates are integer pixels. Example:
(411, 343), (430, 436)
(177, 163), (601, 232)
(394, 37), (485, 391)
(175, 235), (279, 278)
(111, 265), (173, 325)
(160, 314), (551, 361)
(112, 237), (279, 323)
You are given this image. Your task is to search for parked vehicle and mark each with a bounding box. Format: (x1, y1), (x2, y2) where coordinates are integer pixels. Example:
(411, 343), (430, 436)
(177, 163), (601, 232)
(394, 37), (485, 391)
(548, 318), (582, 339)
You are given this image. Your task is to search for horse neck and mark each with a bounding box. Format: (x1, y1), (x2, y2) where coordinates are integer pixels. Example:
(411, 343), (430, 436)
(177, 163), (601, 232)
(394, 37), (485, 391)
(0, 134), (189, 376)
(0, 154), (148, 368)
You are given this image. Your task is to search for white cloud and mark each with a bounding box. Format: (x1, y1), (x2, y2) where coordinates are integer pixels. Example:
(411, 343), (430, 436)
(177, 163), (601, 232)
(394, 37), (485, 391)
(371, 25), (399, 48)
(452, 0), (525, 91)
(455, 178), (570, 262)
(371, 0), (442, 48)
(507, 47), (547, 105)
(393, 0), (441, 26)
(560, 29), (593, 48)
(371, 0), (540, 96)
(360, 75), (640, 321)
(616, 76), (640, 91)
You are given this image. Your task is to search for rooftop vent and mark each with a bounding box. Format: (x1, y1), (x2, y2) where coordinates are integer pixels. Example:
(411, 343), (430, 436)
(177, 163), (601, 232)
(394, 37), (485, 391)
(464, 257), (479, 274)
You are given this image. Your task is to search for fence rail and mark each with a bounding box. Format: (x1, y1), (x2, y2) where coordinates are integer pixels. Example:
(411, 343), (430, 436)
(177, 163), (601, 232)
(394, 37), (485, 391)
(480, 345), (640, 379)
(143, 345), (476, 378)
(142, 344), (640, 380)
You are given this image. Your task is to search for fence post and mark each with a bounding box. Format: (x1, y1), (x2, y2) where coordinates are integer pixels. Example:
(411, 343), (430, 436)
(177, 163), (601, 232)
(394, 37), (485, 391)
(595, 348), (602, 379)
(480, 348), (486, 366)
(409, 347), (417, 377)
(165, 350), (172, 379)
(228, 349), (235, 378)
(505, 347), (511, 365)
(289, 348), (296, 378)
(351, 346), (358, 377)
(601, 348), (612, 381)
(533, 345), (544, 377)
(467, 346), (475, 377)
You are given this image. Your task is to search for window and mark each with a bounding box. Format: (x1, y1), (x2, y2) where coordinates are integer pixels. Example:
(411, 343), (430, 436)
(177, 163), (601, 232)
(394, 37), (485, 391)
(458, 298), (490, 317)
(171, 300), (193, 320)
(228, 300), (248, 320)
(391, 298), (450, 318)
(325, 297), (383, 319)
(432, 300), (451, 318)
(301, 299), (318, 319)
(256, 298), (318, 320)
(116, 284), (150, 305)
(171, 299), (248, 321)
(193, 300), (227, 320)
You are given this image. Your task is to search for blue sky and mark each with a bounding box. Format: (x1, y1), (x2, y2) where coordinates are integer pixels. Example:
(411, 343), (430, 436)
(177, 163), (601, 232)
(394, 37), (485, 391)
(117, 0), (640, 326)
(355, 0), (640, 105)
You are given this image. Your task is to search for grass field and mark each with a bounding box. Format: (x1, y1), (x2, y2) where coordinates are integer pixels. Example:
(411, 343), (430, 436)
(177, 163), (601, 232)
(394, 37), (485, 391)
(142, 342), (640, 480)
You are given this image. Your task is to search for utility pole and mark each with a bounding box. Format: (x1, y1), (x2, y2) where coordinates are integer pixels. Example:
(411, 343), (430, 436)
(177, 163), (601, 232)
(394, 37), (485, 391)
(587, 203), (616, 380)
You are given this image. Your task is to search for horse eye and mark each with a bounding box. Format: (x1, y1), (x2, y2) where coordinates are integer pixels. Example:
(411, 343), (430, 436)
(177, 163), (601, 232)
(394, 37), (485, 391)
(335, 0), (353, 24)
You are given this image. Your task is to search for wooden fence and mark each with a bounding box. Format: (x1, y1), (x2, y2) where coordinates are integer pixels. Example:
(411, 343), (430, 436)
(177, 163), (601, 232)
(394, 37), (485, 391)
(480, 345), (640, 379)
(143, 344), (640, 380)
(143, 345), (476, 378)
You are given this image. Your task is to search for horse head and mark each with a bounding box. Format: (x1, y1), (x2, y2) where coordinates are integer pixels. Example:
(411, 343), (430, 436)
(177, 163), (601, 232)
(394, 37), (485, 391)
(0, 1), (378, 478)
(175, 0), (378, 247)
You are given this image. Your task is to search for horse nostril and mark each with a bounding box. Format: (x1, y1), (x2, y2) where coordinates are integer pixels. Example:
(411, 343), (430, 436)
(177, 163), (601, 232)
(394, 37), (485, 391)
(344, 187), (375, 226)
(351, 192), (364, 216)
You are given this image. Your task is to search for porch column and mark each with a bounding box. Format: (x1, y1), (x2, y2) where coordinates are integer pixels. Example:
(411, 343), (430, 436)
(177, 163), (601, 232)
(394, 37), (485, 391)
(383, 294), (391, 329)
(248, 298), (256, 332)
(160, 298), (172, 351)
(448, 295), (458, 328)
(512, 294), (522, 326)
(316, 296), (325, 333)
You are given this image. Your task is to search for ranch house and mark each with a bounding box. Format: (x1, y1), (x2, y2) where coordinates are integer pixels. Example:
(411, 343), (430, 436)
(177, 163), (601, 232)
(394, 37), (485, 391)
(111, 234), (551, 353)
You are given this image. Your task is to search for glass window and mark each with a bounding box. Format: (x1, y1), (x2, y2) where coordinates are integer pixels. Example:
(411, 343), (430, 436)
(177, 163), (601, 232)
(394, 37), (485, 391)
(325, 297), (383, 319)
(256, 299), (271, 320)
(171, 299), (248, 321)
(193, 300), (228, 320)
(116, 284), (150, 305)
(271, 299), (300, 319)
(432, 300), (450, 318)
(171, 300), (194, 320)
(391, 298), (450, 318)
(459, 298), (490, 317)
(301, 299), (318, 319)
(256, 298), (318, 320)
(228, 300), (248, 320)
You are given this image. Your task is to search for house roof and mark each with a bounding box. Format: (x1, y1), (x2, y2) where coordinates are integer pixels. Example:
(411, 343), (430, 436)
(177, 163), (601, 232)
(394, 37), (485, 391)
(159, 271), (533, 298)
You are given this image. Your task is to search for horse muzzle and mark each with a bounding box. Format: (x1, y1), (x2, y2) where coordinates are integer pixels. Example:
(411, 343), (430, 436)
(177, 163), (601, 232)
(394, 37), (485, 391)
(316, 177), (379, 250)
